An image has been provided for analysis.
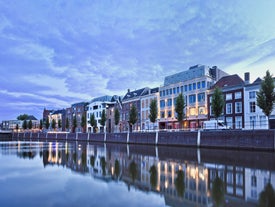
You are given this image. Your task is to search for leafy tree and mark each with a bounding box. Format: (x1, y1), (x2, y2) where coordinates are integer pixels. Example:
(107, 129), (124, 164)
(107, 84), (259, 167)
(114, 108), (120, 125)
(17, 114), (28, 121)
(90, 113), (97, 133)
(28, 120), (32, 130)
(81, 113), (86, 132)
(259, 183), (275, 207)
(45, 117), (50, 130)
(58, 119), (62, 129)
(149, 99), (158, 128)
(51, 119), (56, 131)
(16, 124), (19, 131)
(100, 109), (106, 132)
(129, 161), (137, 182)
(115, 159), (120, 179)
(257, 70), (275, 129)
(175, 93), (186, 129)
(100, 157), (106, 176)
(212, 87), (225, 124)
(149, 165), (157, 189)
(129, 104), (138, 132)
(90, 155), (95, 167)
(65, 117), (69, 131)
(39, 119), (43, 130)
(22, 120), (27, 130)
(73, 115), (77, 133)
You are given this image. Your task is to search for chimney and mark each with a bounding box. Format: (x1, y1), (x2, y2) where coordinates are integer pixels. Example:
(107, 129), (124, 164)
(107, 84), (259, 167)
(127, 89), (130, 93)
(244, 72), (250, 84)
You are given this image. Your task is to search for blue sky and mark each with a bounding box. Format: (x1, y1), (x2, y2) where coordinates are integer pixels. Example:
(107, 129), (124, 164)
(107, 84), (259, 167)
(1, 0), (275, 121)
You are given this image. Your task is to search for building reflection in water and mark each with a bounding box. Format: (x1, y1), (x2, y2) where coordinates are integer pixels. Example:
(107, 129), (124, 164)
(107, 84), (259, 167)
(2, 141), (275, 207)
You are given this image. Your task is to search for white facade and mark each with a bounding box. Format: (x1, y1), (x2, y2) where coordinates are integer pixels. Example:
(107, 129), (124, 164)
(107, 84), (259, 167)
(140, 89), (160, 131)
(244, 80), (275, 129)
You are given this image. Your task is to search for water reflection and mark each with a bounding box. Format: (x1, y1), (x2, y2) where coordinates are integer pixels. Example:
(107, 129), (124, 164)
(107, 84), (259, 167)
(1, 141), (275, 207)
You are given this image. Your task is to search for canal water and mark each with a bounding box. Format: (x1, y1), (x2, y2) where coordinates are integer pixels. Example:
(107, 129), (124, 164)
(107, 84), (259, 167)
(0, 141), (275, 207)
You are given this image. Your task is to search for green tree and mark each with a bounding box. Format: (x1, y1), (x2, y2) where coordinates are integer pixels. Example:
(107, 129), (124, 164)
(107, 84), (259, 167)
(58, 119), (62, 130)
(15, 124), (19, 132)
(175, 93), (186, 129)
(51, 119), (56, 131)
(45, 117), (50, 130)
(129, 104), (138, 132)
(39, 119), (43, 130)
(28, 120), (32, 130)
(100, 109), (106, 132)
(212, 87), (225, 126)
(149, 99), (158, 129)
(17, 114), (29, 121)
(90, 113), (97, 133)
(257, 70), (275, 129)
(73, 115), (77, 133)
(65, 117), (69, 131)
(149, 165), (157, 189)
(81, 113), (86, 132)
(259, 183), (275, 207)
(175, 170), (185, 197)
(129, 161), (137, 182)
(22, 120), (27, 130)
(114, 108), (120, 125)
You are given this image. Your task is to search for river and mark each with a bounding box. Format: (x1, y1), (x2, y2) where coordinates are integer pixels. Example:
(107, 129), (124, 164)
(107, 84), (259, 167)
(0, 141), (274, 207)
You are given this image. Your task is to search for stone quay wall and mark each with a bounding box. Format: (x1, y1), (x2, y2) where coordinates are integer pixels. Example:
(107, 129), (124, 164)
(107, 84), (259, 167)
(12, 129), (275, 151)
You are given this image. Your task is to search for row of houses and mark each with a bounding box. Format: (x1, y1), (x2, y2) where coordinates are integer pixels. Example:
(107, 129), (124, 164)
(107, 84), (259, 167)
(2, 64), (274, 132)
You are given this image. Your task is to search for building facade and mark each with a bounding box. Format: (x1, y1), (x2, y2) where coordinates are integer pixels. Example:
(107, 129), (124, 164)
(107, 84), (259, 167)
(159, 65), (228, 130)
(66, 102), (88, 133)
(48, 109), (66, 131)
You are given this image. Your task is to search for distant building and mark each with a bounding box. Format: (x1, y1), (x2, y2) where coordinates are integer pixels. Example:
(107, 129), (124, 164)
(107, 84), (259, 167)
(48, 109), (66, 131)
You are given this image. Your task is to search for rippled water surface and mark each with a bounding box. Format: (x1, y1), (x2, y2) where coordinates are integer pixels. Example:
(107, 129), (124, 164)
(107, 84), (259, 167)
(1, 141), (274, 207)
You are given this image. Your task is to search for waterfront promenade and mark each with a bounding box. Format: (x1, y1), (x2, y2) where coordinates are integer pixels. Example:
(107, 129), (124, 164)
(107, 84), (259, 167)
(10, 129), (275, 151)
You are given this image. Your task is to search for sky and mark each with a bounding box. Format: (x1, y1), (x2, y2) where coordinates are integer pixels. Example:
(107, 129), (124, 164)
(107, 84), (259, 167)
(1, 0), (275, 121)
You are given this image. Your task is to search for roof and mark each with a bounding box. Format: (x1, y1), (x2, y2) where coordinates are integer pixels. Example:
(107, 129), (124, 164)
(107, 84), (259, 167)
(51, 109), (66, 115)
(212, 74), (244, 89)
(122, 88), (149, 101)
(71, 102), (89, 107)
(142, 87), (159, 96)
(26, 115), (38, 121)
(91, 95), (113, 103)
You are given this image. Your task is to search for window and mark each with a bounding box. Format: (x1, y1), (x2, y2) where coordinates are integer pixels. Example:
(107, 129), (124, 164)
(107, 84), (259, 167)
(226, 103), (232, 114)
(193, 83), (196, 90)
(249, 91), (256, 99)
(235, 116), (242, 129)
(184, 85), (188, 92)
(235, 102), (242, 113)
(163, 90), (165, 96)
(251, 175), (257, 187)
(160, 91), (163, 97)
(189, 95), (196, 104)
(260, 116), (266, 128)
(199, 107), (205, 114)
(250, 116), (256, 128)
(226, 93), (232, 100)
(189, 84), (192, 91)
(173, 88), (176, 94)
(167, 99), (172, 107)
(250, 102), (256, 113)
(226, 117), (233, 128)
(177, 87), (179, 93)
(161, 111), (165, 118)
(169, 88), (172, 95)
(202, 81), (206, 88)
(168, 111), (172, 118)
(235, 92), (242, 99)
(181, 86), (184, 93)
(190, 107), (196, 116)
(198, 93), (205, 102)
(173, 97), (177, 105)
(160, 100), (165, 108)
(197, 82), (201, 89)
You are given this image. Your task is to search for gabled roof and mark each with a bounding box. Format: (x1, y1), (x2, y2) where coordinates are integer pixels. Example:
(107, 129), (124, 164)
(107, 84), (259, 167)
(51, 109), (66, 115)
(253, 77), (262, 84)
(122, 88), (149, 101)
(26, 115), (38, 121)
(91, 95), (113, 103)
(213, 74), (244, 89)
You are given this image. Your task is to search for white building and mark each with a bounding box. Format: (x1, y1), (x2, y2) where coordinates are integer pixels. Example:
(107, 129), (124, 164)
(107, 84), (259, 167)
(244, 77), (275, 129)
(140, 87), (160, 131)
(159, 65), (228, 129)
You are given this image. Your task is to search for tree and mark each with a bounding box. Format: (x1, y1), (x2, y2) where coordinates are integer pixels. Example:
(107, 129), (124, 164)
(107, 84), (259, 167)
(257, 70), (275, 129)
(99, 109), (106, 132)
(175, 170), (185, 197)
(129, 161), (137, 182)
(73, 115), (77, 133)
(175, 93), (186, 129)
(51, 119), (56, 131)
(149, 165), (157, 189)
(58, 119), (62, 130)
(17, 114), (28, 121)
(149, 99), (158, 129)
(129, 104), (138, 132)
(114, 108), (120, 125)
(212, 176), (225, 207)
(212, 87), (225, 125)
(22, 120), (27, 130)
(89, 113), (96, 133)
(28, 120), (32, 130)
(45, 117), (50, 130)
(81, 113), (86, 132)
(16, 124), (19, 132)
(259, 183), (275, 207)
(65, 117), (69, 132)
(39, 119), (43, 130)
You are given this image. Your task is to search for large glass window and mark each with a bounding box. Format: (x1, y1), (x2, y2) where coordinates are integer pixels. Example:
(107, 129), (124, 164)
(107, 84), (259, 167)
(226, 117), (233, 128)
(235, 92), (242, 99)
(193, 83), (196, 90)
(189, 95), (196, 104)
(160, 100), (165, 108)
(235, 102), (242, 113)
(202, 81), (206, 88)
(249, 91), (256, 99)
(173, 88), (176, 94)
(167, 99), (172, 107)
(250, 116), (256, 128)
(198, 93), (205, 102)
(235, 116), (242, 129)
(250, 102), (256, 113)
(226, 93), (232, 100)
(184, 85), (187, 92)
(189, 84), (192, 91)
(197, 82), (201, 89)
